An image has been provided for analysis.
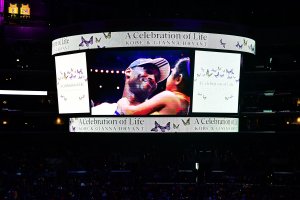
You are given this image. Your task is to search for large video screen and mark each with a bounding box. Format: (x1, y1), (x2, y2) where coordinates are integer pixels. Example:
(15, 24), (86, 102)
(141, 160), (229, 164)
(52, 30), (255, 133)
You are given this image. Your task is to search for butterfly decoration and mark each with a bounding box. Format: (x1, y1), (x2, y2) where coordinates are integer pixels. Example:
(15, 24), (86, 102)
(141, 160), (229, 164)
(63, 72), (68, 80)
(78, 74), (84, 79)
(225, 95), (234, 100)
(181, 118), (190, 126)
(69, 73), (76, 79)
(79, 36), (93, 47)
(226, 69), (234, 75)
(206, 69), (213, 77)
(97, 45), (106, 48)
(220, 39), (226, 48)
(70, 126), (76, 132)
(60, 95), (67, 101)
(95, 37), (101, 43)
(236, 41), (243, 49)
(151, 121), (170, 132)
(173, 123), (180, 129)
(79, 95), (85, 100)
(103, 32), (111, 39)
(248, 44), (255, 52)
(214, 72), (219, 78)
(197, 93), (207, 100)
(95, 36), (106, 48)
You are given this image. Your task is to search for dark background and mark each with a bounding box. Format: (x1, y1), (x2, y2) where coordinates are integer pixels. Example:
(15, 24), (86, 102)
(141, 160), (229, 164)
(1, 0), (300, 199)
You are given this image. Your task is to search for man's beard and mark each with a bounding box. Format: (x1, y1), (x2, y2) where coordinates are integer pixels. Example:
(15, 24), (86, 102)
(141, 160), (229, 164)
(128, 75), (157, 102)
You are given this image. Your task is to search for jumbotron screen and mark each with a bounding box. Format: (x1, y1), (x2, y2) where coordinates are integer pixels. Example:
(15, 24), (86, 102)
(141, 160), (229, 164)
(52, 31), (255, 133)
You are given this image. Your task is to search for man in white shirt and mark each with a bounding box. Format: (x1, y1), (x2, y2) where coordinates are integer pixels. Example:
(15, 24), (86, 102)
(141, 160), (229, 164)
(91, 57), (170, 115)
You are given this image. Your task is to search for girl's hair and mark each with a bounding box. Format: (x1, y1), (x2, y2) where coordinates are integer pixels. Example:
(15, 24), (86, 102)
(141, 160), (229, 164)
(173, 57), (191, 95)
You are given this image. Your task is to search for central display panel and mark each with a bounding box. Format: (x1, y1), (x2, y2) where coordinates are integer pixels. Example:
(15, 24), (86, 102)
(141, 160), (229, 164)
(88, 48), (193, 116)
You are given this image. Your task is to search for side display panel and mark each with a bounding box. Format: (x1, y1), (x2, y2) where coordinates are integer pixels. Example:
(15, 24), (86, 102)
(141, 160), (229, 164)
(55, 52), (90, 114)
(192, 51), (241, 113)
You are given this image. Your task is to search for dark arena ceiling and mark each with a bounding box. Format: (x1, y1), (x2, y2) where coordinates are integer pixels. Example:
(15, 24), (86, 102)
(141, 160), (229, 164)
(3, 0), (300, 52)
(2, 0), (300, 45)
(45, 0), (300, 27)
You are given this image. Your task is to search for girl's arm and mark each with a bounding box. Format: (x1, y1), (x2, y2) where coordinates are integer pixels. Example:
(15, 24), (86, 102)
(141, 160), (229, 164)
(117, 91), (176, 115)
